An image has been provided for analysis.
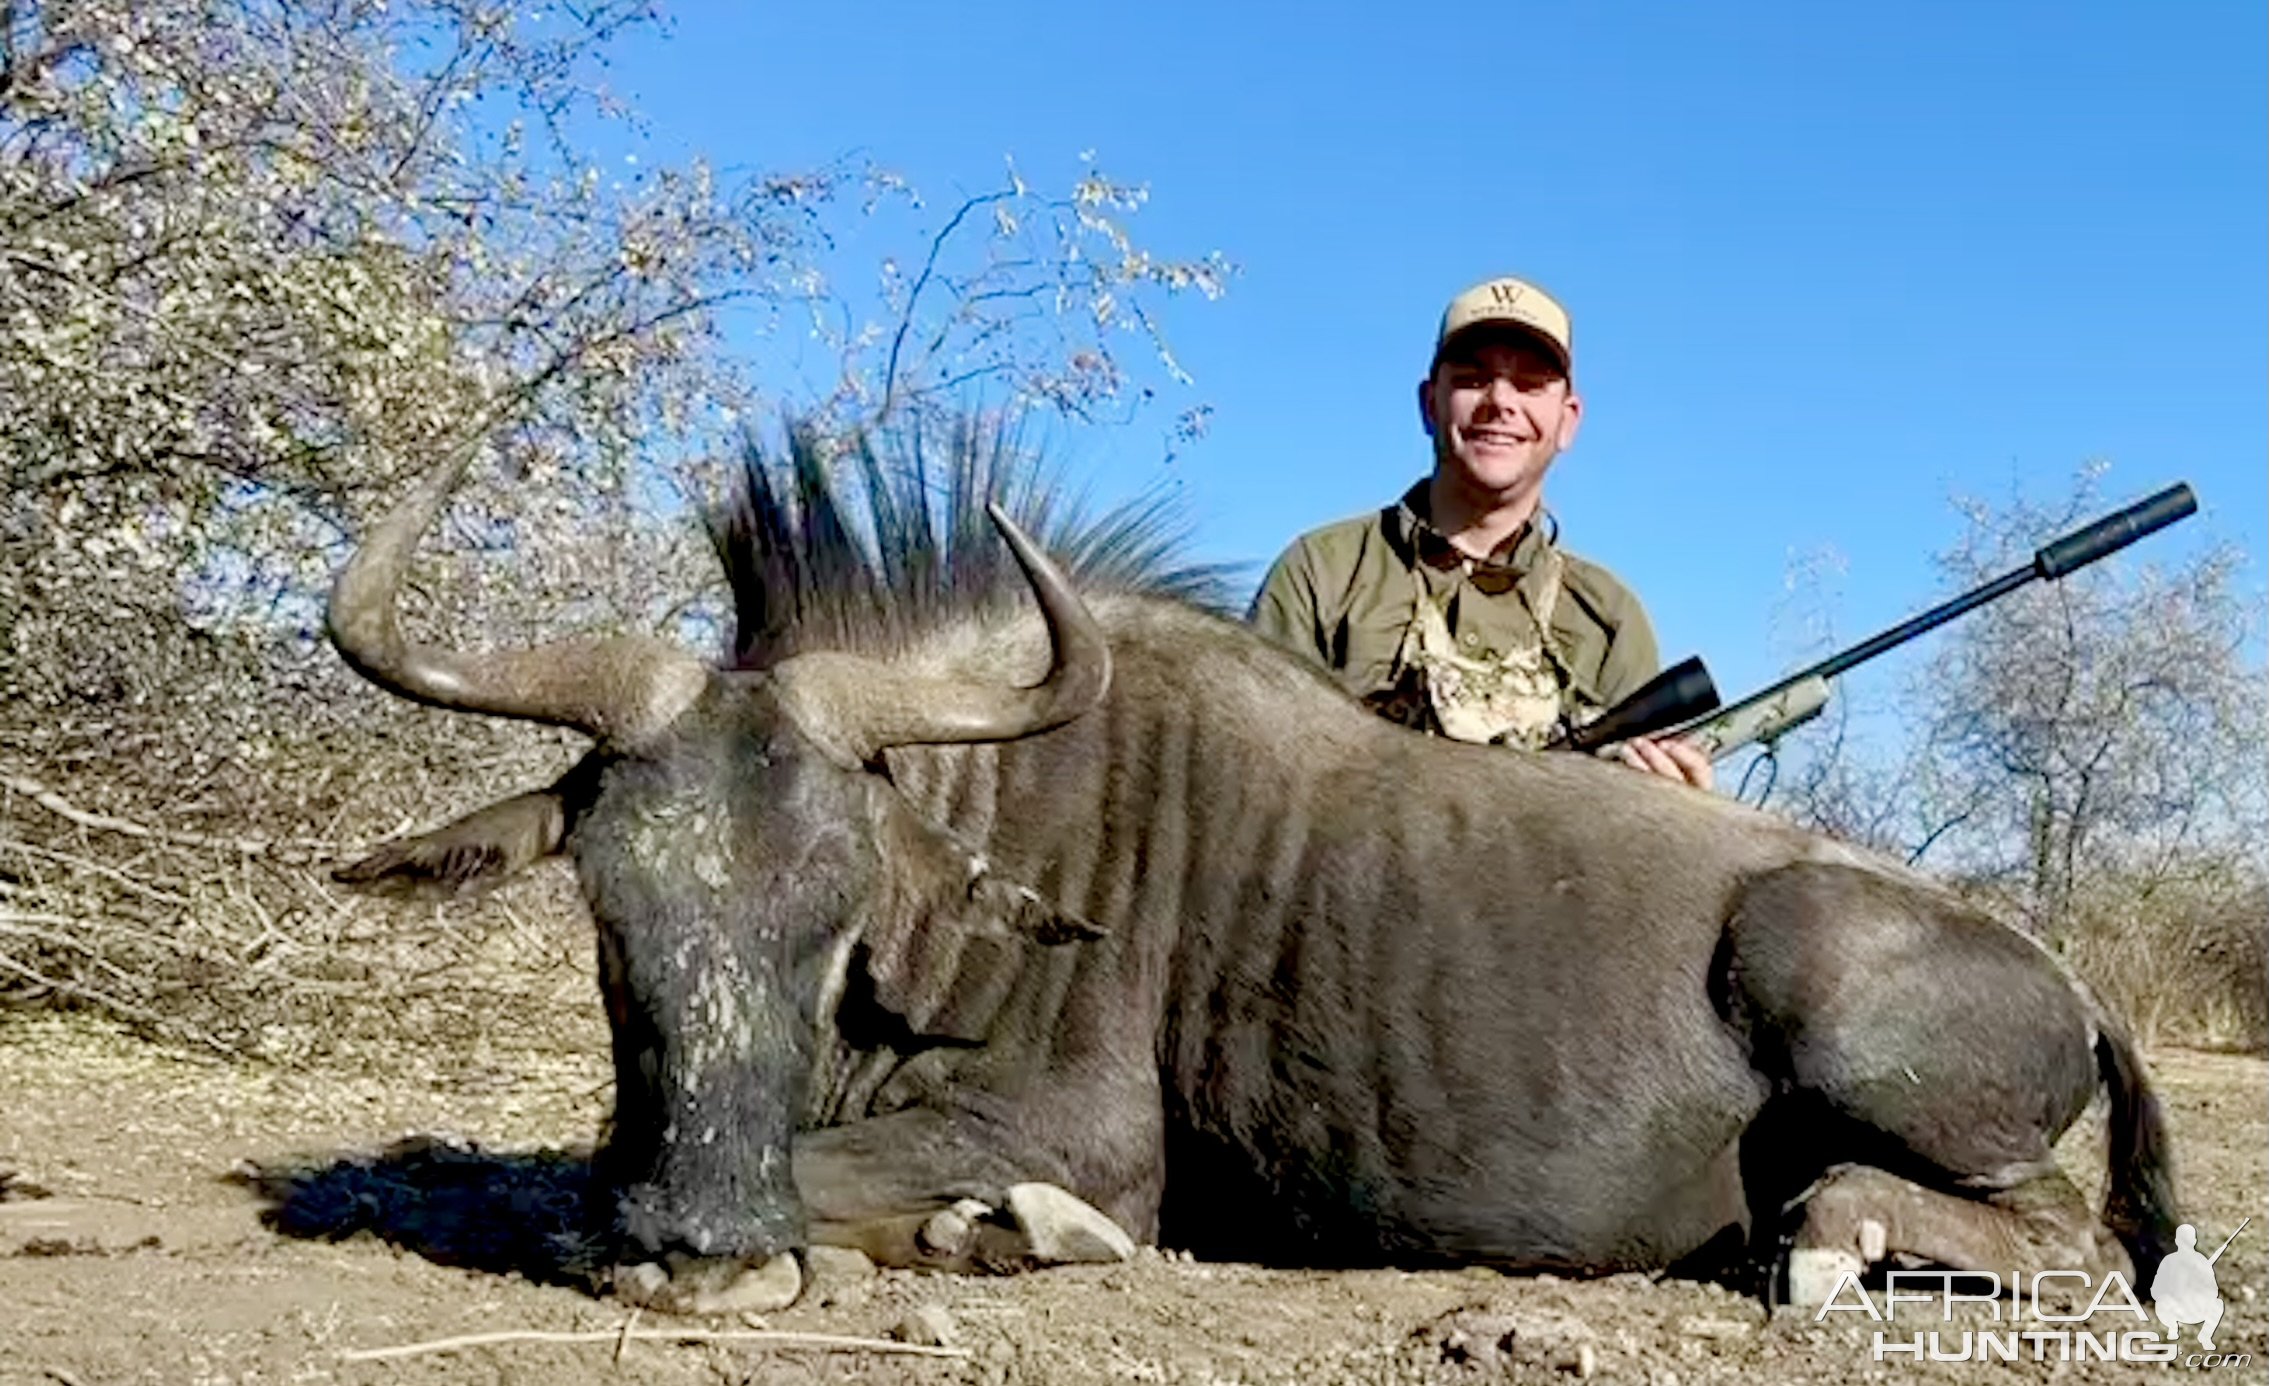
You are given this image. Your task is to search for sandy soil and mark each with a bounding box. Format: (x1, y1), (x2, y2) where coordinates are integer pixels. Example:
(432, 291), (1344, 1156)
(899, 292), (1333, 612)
(1, 1012), (2261, 1386)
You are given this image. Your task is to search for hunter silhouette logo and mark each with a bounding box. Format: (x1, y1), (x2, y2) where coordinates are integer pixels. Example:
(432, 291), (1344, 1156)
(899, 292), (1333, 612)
(2154, 1218), (2248, 1351)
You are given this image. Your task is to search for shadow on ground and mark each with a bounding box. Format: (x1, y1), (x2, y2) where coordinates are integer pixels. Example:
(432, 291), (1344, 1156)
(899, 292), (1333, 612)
(236, 1134), (603, 1287)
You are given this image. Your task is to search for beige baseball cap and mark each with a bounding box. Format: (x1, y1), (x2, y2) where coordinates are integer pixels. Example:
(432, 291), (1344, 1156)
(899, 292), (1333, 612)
(1434, 276), (1573, 372)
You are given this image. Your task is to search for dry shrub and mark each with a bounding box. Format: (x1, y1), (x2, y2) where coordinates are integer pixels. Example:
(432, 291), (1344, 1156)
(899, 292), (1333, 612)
(0, 626), (608, 1072)
(2052, 870), (2269, 1054)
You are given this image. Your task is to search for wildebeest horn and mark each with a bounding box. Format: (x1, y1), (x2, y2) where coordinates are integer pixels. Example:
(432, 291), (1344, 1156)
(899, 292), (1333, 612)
(774, 503), (1112, 764)
(328, 455), (709, 745)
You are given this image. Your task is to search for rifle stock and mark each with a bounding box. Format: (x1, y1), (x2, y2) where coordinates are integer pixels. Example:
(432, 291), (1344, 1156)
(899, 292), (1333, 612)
(1674, 676), (1830, 762)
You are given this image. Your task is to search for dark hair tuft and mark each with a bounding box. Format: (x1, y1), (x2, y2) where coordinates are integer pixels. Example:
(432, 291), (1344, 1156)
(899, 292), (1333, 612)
(710, 415), (1237, 670)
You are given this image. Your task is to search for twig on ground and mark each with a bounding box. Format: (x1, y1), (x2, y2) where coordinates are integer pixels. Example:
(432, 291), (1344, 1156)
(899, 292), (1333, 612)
(0, 772), (323, 860)
(0, 836), (194, 907)
(0, 951), (237, 1058)
(339, 1324), (969, 1363)
(0, 950), (164, 1027)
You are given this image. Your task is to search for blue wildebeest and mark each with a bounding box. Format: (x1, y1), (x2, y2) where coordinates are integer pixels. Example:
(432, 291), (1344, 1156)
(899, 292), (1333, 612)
(330, 431), (2177, 1314)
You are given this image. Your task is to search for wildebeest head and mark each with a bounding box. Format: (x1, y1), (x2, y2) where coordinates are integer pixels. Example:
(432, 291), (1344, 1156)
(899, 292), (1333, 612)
(327, 439), (1122, 1300)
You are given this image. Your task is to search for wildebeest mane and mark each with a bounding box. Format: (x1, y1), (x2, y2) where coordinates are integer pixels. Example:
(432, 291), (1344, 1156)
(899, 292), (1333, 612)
(712, 417), (1239, 670)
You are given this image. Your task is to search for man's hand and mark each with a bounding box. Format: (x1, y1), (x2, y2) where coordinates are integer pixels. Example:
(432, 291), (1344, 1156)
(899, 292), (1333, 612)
(1616, 735), (1714, 791)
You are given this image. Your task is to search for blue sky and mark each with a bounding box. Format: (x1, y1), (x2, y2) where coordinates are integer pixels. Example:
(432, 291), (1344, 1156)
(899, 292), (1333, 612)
(600, 2), (2264, 702)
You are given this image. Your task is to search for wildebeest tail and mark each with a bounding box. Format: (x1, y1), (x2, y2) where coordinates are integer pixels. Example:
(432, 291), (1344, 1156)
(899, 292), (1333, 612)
(2093, 1009), (2179, 1279)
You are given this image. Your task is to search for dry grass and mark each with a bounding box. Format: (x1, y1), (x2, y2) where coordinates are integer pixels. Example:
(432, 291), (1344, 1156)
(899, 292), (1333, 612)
(2056, 878), (2269, 1053)
(0, 653), (608, 1070)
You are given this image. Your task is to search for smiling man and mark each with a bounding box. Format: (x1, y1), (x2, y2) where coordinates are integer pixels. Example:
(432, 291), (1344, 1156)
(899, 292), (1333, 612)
(1249, 276), (1710, 788)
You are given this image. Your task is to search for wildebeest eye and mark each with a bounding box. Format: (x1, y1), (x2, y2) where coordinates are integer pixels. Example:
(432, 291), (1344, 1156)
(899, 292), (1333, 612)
(969, 872), (1105, 945)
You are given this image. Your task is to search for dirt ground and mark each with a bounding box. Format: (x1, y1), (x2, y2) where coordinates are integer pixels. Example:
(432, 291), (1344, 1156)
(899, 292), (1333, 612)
(1, 1010), (2261, 1386)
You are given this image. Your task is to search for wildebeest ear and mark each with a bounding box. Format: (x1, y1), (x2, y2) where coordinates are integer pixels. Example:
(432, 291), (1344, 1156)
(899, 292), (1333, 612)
(334, 786), (568, 901)
(853, 796), (1101, 1042)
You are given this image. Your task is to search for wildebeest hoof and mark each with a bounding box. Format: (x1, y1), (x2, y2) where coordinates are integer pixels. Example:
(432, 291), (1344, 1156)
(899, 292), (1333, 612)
(916, 1198), (993, 1259)
(614, 1250), (803, 1316)
(1858, 1217), (1888, 1263)
(1783, 1247), (1866, 1307)
(1001, 1182), (1134, 1263)
(907, 1186), (1132, 1270)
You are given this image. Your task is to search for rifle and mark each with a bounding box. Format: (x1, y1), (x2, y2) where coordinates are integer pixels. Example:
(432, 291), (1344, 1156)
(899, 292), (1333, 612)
(1556, 483), (2200, 766)
(2207, 1216), (2250, 1266)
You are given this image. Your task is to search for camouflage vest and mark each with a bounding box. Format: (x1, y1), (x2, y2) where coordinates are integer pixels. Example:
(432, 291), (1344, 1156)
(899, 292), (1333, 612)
(1361, 547), (1599, 748)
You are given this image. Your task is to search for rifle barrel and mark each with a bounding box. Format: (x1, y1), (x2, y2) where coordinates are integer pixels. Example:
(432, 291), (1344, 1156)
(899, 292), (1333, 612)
(1787, 483), (2197, 689)
(2208, 1215), (2251, 1265)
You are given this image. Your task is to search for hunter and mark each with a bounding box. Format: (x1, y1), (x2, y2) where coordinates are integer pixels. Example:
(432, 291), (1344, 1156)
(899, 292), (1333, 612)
(1249, 275), (1711, 789)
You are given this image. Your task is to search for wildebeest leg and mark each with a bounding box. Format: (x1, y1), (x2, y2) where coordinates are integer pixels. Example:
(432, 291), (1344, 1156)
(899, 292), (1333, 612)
(1782, 1163), (2128, 1305)
(794, 1106), (1143, 1272)
(1725, 863), (2116, 1301)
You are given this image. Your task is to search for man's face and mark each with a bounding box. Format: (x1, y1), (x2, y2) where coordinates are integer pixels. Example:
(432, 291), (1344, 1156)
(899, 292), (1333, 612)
(1418, 331), (1583, 504)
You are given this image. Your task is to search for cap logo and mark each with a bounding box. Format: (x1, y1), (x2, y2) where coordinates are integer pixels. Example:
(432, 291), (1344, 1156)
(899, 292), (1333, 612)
(1436, 277), (1572, 368)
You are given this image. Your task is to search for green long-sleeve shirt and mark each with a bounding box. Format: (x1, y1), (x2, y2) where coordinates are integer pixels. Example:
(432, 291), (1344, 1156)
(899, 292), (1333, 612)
(1247, 482), (1661, 714)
